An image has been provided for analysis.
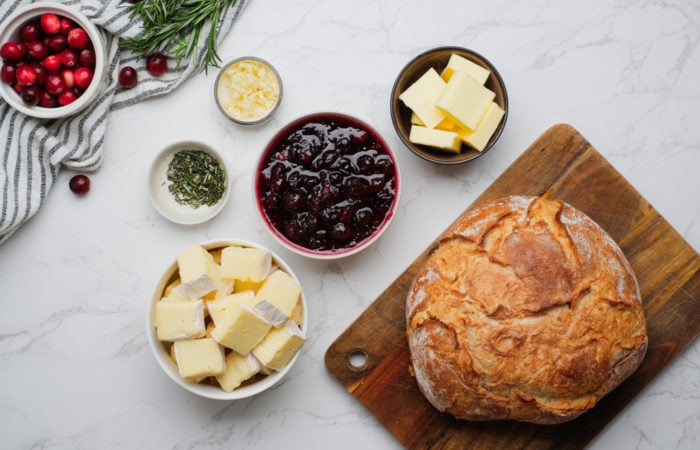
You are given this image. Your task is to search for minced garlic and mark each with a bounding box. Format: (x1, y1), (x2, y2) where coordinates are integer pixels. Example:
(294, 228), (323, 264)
(216, 58), (281, 123)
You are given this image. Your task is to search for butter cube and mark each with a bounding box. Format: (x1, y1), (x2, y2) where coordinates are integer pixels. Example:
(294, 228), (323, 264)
(211, 303), (272, 354)
(220, 246), (272, 282)
(154, 299), (206, 341)
(255, 270), (302, 318)
(252, 320), (306, 371)
(458, 102), (505, 151)
(441, 53), (490, 84)
(436, 71), (495, 131)
(216, 352), (262, 392)
(398, 68), (446, 129)
(173, 338), (225, 379)
(177, 245), (222, 284)
(207, 290), (257, 326)
(409, 125), (461, 153)
(411, 113), (458, 131)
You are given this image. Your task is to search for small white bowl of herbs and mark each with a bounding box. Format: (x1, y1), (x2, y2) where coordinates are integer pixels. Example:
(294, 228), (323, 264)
(148, 141), (230, 225)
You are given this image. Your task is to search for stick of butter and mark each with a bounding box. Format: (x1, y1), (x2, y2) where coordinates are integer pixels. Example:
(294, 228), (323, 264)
(436, 71), (495, 131)
(441, 53), (490, 84)
(173, 338), (225, 379)
(252, 320), (305, 371)
(409, 125), (461, 153)
(398, 68), (447, 129)
(458, 102), (506, 151)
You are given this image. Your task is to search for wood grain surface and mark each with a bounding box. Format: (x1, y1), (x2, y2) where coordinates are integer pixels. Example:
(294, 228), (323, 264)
(324, 124), (700, 449)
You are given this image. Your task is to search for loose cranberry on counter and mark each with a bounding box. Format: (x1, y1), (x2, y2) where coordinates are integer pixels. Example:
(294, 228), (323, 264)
(146, 53), (167, 77)
(118, 66), (137, 88)
(69, 174), (90, 194)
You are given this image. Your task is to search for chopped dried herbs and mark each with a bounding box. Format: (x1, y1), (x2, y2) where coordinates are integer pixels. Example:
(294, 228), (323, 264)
(166, 149), (225, 208)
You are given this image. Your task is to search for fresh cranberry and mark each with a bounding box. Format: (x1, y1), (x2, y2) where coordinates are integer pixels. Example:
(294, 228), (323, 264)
(118, 66), (137, 88)
(44, 72), (66, 95)
(0, 64), (15, 84)
(43, 54), (61, 72)
(73, 67), (92, 89)
(57, 89), (77, 105)
(146, 53), (167, 77)
(69, 174), (90, 194)
(19, 21), (41, 43)
(78, 48), (95, 68)
(0, 41), (26, 61)
(59, 48), (77, 68)
(15, 64), (37, 85)
(67, 28), (89, 50)
(46, 35), (67, 52)
(38, 91), (56, 107)
(61, 69), (74, 88)
(20, 85), (41, 105)
(40, 13), (61, 35)
(59, 18), (75, 36)
(30, 63), (46, 85)
(26, 41), (48, 61)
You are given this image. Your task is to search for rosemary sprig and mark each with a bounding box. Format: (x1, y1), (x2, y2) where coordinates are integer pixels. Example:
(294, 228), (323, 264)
(122, 0), (238, 73)
(166, 149), (226, 208)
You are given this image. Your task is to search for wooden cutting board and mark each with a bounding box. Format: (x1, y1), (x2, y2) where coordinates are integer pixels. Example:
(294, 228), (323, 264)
(324, 124), (700, 449)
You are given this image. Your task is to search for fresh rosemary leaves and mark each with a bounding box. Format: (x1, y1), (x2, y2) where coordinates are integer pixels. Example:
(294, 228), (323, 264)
(166, 150), (225, 208)
(122, 0), (240, 72)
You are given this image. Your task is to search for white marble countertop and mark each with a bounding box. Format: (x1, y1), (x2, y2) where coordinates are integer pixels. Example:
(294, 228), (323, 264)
(2, 0), (698, 448)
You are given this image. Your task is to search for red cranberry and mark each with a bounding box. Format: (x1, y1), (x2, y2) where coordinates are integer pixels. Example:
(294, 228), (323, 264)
(26, 41), (49, 61)
(38, 91), (56, 107)
(59, 18), (75, 36)
(15, 64), (37, 86)
(40, 13), (61, 35)
(69, 174), (90, 194)
(30, 63), (46, 85)
(19, 21), (41, 43)
(44, 72), (66, 95)
(57, 89), (77, 105)
(0, 64), (16, 84)
(146, 53), (167, 77)
(61, 69), (74, 88)
(59, 48), (77, 68)
(43, 54), (61, 72)
(0, 41), (26, 61)
(73, 67), (93, 89)
(67, 28), (89, 50)
(20, 85), (41, 105)
(46, 35), (67, 52)
(78, 48), (96, 68)
(118, 66), (137, 88)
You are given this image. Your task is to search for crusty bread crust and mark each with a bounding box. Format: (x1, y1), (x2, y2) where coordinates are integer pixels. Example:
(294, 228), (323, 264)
(406, 196), (647, 424)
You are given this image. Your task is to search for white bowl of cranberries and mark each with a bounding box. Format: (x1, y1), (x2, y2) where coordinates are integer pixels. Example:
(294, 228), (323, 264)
(0, 2), (105, 119)
(254, 112), (401, 259)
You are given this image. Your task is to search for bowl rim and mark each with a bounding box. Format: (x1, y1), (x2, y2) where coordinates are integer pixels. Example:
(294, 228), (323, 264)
(214, 56), (283, 126)
(146, 239), (309, 400)
(0, 2), (106, 120)
(253, 111), (401, 260)
(390, 45), (509, 165)
(148, 140), (231, 225)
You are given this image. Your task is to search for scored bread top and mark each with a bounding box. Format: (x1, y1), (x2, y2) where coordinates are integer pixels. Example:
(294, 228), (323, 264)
(406, 195), (648, 424)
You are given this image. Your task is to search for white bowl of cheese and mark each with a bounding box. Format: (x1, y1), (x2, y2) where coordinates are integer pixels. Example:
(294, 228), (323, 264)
(147, 239), (308, 400)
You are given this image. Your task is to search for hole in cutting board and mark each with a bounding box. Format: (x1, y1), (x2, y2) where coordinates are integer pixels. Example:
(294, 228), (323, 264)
(347, 349), (368, 371)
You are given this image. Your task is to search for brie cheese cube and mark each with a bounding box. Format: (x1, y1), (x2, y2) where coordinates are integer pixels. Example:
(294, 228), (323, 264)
(154, 299), (206, 341)
(458, 102), (505, 151)
(171, 274), (218, 300)
(255, 270), (302, 318)
(173, 338), (225, 379)
(409, 125), (461, 153)
(177, 245), (222, 285)
(234, 278), (265, 293)
(254, 300), (288, 328)
(211, 303), (272, 354)
(398, 68), (447, 129)
(220, 246), (272, 282)
(216, 352), (262, 392)
(207, 290), (257, 326)
(436, 71), (495, 131)
(252, 320), (305, 371)
(440, 53), (490, 84)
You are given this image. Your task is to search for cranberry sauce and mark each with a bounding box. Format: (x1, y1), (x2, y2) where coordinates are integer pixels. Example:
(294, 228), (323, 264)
(257, 113), (397, 253)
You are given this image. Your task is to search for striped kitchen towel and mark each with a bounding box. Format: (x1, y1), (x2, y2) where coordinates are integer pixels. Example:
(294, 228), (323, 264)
(0, 0), (248, 244)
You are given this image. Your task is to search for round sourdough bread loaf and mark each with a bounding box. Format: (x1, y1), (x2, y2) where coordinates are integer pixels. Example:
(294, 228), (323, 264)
(406, 195), (648, 424)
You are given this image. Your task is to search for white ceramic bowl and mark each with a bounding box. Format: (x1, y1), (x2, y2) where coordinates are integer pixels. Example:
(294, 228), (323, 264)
(147, 239), (309, 400)
(148, 141), (231, 225)
(0, 2), (106, 119)
(254, 112), (401, 259)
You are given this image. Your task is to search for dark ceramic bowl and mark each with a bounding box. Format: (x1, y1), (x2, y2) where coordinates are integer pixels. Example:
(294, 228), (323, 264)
(390, 46), (508, 165)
